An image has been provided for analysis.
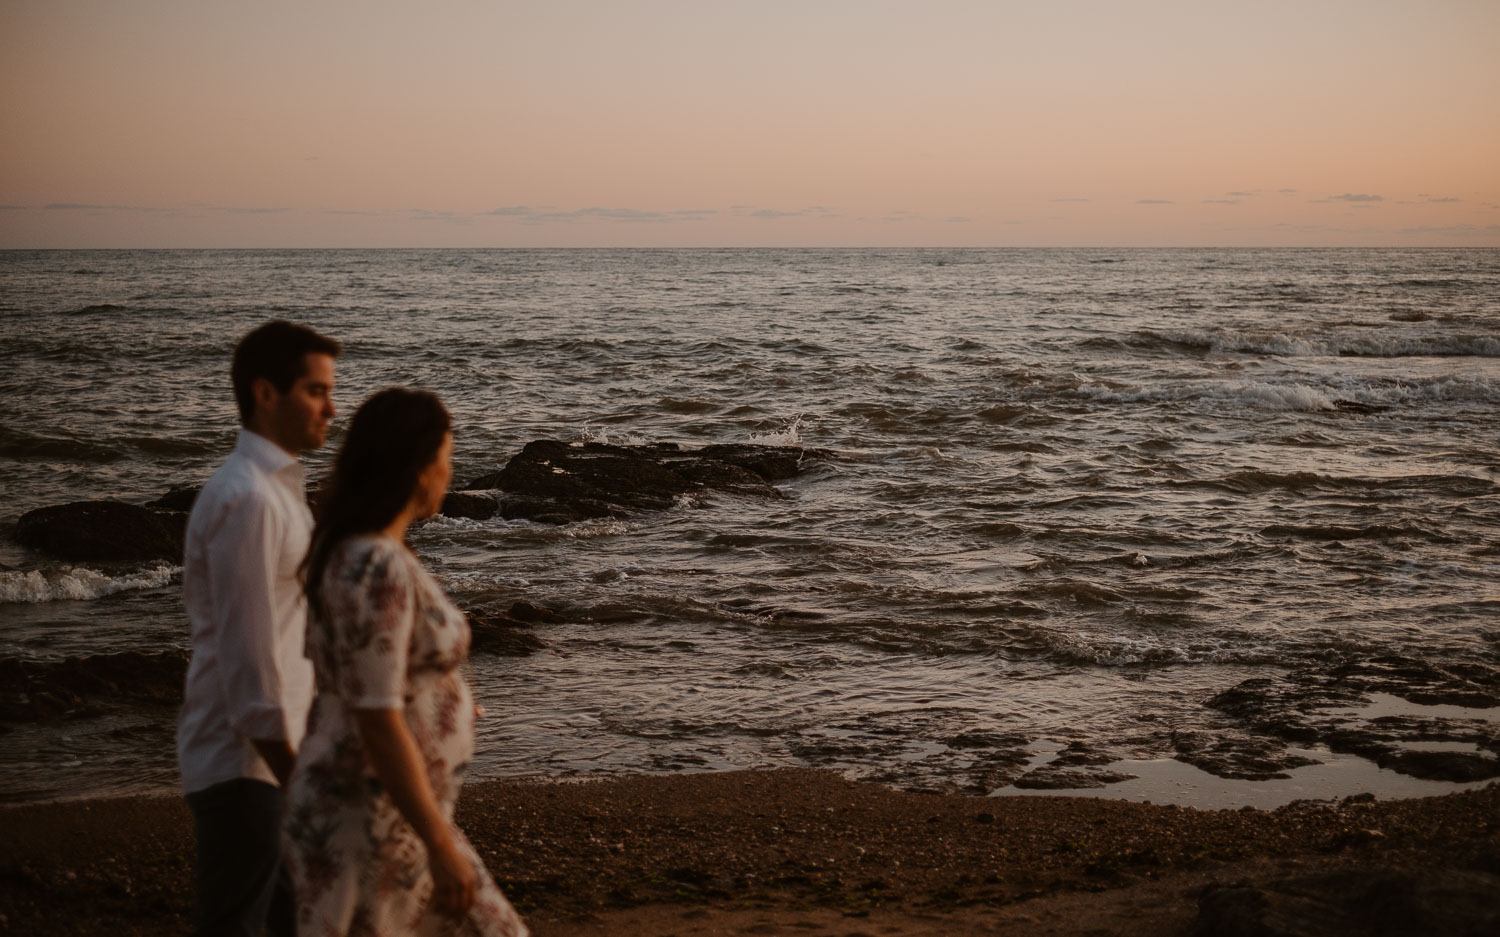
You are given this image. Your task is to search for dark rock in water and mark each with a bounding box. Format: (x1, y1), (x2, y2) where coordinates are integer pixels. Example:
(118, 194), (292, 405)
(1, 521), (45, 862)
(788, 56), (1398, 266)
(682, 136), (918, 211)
(494, 441), (704, 518)
(465, 601), (562, 657)
(440, 491), (498, 521)
(468, 623), (545, 657)
(1193, 867), (1500, 937)
(944, 730), (1031, 750)
(0, 650), (188, 724)
(503, 600), (565, 624)
(962, 748), (1036, 793)
(1171, 729), (1321, 781)
(1011, 765), (1137, 790)
(1377, 748), (1500, 783)
(862, 742), (1034, 795)
(461, 440), (832, 524)
(15, 501), (186, 563)
(1203, 656), (1500, 783)
(686, 444), (816, 482)
(1049, 740), (1123, 768)
(149, 487), (200, 512)
(1009, 743), (1136, 790)
(461, 471), (504, 491)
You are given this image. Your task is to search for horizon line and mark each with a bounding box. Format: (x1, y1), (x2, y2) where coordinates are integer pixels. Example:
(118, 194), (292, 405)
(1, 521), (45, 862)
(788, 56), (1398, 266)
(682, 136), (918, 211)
(4, 244), (1499, 251)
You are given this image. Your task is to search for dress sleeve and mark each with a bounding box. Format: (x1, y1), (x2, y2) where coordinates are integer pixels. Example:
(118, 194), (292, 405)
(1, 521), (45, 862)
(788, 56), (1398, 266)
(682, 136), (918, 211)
(324, 541), (414, 709)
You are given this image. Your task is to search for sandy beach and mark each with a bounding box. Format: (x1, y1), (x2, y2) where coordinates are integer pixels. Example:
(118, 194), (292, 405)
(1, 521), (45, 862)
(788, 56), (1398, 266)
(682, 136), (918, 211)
(4, 769), (1497, 936)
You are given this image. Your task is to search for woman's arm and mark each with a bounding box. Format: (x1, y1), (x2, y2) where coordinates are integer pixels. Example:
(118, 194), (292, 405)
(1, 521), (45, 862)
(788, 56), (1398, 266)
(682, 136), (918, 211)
(355, 708), (477, 915)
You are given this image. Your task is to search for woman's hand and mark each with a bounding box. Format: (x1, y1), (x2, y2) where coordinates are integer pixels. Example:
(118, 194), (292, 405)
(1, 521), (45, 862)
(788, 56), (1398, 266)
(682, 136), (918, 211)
(354, 708), (479, 917)
(428, 836), (477, 916)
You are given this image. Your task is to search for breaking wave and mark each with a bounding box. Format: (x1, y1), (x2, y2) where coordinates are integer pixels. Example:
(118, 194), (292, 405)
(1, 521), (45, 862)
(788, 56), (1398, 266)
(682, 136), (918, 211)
(1138, 328), (1500, 358)
(0, 564), (178, 604)
(1077, 375), (1500, 411)
(1079, 380), (1339, 411)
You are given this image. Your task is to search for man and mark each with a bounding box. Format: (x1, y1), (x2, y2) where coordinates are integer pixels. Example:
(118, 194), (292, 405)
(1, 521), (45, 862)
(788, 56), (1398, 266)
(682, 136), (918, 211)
(177, 320), (340, 937)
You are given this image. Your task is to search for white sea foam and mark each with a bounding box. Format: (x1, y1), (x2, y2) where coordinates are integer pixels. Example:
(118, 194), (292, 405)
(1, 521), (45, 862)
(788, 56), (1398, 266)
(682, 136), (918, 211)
(1152, 328), (1500, 358)
(422, 514), (493, 530)
(1038, 627), (1288, 667)
(748, 416), (804, 446)
(1355, 375), (1500, 405)
(560, 518), (637, 539)
(434, 570), (530, 594)
(0, 564), (178, 604)
(1079, 380), (1339, 411)
(1232, 383), (1338, 411)
(575, 425), (645, 446)
(1084, 372), (1500, 412)
(672, 491), (707, 510)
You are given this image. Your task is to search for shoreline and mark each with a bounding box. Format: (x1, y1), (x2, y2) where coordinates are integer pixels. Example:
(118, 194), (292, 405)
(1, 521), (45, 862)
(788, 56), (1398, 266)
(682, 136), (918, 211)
(4, 768), (1497, 936)
(6, 744), (1493, 810)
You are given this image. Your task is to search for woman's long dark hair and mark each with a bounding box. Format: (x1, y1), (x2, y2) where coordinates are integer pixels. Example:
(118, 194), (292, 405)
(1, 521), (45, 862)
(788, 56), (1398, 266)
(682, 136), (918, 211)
(302, 387), (451, 617)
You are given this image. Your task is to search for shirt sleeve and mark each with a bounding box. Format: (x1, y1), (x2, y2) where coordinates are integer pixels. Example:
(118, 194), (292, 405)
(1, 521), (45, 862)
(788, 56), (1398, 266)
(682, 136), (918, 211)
(206, 490), (294, 741)
(324, 542), (414, 709)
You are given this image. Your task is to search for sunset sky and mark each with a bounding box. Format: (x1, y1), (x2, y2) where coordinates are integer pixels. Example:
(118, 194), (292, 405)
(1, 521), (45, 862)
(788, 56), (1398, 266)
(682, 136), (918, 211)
(3, 0), (1497, 248)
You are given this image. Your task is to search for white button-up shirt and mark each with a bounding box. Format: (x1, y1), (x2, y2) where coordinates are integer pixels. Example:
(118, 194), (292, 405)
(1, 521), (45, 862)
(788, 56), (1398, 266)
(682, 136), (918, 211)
(176, 429), (316, 794)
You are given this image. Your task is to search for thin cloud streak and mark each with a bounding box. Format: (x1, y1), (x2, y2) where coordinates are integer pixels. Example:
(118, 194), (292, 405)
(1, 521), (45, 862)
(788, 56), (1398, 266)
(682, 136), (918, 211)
(42, 202), (287, 215)
(489, 205), (721, 223)
(1399, 224), (1500, 237)
(45, 202), (163, 212)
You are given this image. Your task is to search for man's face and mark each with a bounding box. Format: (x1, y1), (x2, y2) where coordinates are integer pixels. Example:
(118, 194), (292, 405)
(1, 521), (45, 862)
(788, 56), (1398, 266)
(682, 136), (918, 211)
(257, 352), (336, 455)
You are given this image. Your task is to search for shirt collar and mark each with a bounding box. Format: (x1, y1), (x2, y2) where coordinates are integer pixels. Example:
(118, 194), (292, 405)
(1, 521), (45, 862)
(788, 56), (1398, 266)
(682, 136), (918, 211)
(235, 428), (303, 480)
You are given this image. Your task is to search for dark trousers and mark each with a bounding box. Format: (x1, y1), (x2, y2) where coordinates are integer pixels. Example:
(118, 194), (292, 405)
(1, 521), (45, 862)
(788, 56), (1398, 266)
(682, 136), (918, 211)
(186, 777), (294, 937)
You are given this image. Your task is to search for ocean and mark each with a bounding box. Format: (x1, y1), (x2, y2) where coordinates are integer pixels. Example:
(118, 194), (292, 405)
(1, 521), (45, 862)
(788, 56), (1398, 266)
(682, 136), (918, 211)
(2, 248), (1497, 807)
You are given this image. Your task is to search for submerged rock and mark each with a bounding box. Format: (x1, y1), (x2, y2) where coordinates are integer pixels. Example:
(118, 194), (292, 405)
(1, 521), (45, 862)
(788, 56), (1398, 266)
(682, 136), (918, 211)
(1012, 765), (1137, 790)
(465, 601), (563, 657)
(440, 491), (498, 521)
(148, 487), (200, 513)
(0, 650), (188, 724)
(1170, 729), (1321, 781)
(462, 440), (832, 524)
(15, 501), (186, 563)
(1202, 656), (1500, 783)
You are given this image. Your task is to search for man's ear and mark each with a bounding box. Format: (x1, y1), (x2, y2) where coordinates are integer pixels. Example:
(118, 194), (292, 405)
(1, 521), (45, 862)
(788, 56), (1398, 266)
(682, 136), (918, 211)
(251, 376), (279, 415)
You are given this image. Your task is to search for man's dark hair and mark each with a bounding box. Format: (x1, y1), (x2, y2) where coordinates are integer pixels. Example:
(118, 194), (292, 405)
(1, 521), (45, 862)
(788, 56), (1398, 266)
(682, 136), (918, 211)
(231, 321), (342, 425)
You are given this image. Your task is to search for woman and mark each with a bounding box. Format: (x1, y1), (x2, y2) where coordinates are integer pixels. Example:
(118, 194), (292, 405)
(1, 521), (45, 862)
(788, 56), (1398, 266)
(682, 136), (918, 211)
(284, 388), (527, 937)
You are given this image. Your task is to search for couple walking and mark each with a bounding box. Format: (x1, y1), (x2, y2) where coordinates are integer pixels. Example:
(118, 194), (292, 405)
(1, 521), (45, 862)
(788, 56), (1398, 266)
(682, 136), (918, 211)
(176, 321), (527, 937)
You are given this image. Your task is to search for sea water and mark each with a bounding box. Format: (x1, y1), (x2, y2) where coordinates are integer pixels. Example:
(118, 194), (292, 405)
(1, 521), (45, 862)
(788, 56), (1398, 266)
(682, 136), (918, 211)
(2, 248), (1497, 805)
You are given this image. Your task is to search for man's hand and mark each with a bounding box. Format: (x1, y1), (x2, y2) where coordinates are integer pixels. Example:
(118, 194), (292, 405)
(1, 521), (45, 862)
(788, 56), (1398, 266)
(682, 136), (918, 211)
(251, 738), (297, 786)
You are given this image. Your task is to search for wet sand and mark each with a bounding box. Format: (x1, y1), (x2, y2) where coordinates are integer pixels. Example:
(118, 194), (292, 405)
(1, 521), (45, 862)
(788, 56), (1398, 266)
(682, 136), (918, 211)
(3, 769), (1497, 936)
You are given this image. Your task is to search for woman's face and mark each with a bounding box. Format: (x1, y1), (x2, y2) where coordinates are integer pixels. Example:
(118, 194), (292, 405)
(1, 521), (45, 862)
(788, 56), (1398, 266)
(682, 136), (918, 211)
(418, 430), (454, 517)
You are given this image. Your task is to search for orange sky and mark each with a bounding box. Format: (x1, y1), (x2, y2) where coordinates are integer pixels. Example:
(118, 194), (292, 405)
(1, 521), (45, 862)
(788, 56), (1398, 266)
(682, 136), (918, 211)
(2, 0), (1497, 247)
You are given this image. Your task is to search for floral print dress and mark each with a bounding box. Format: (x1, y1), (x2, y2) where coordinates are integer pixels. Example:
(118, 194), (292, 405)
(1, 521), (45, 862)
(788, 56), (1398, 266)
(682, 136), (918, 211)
(284, 535), (527, 937)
